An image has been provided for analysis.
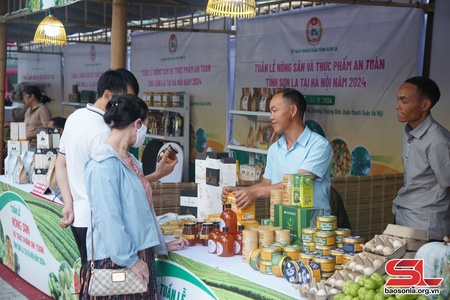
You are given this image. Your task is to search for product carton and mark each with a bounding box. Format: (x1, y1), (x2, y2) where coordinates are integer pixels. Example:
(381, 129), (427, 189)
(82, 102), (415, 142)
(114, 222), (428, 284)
(7, 141), (21, 156)
(225, 193), (255, 222)
(240, 164), (263, 181)
(194, 153), (207, 184)
(205, 152), (228, 187)
(382, 224), (428, 251)
(18, 123), (26, 141)
(50, 128), (61, 149)
(37, 128), (51, 149)
(291, 174), (314, 207)
(10, 122), (19, 141)
(219, 157), (237, 187)
(180, 189), (198, 218)
(197, 184), (223, 222)
(273, 204), (323, 245)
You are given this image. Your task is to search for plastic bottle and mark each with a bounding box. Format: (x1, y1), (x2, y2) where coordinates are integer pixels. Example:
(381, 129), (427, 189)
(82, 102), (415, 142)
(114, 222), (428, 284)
(234, 225), (244, 255)
(220, 203), (237, 235)
(217, 226), (234, 257)
(207, 222), (221, 254)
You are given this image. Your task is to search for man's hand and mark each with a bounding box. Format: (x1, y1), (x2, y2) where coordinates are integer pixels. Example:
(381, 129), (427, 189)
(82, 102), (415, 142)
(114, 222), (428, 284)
(166, 238), (189, 251)
(59, 204), (74, 228)
(130, 259), (149, 285)
(232, 187), (257, 209)
(221, 186), (238, 203)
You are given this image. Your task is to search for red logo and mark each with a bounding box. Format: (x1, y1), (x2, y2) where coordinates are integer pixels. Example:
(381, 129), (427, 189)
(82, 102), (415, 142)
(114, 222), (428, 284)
(306, 17), (322, 45)
(168, 34), (177, 54)
(385, 259), (443, 287)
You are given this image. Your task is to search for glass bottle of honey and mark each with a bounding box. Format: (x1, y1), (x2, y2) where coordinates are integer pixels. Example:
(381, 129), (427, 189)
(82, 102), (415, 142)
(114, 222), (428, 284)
(234, 225), (245, 255)
(217, 226), (234, 257)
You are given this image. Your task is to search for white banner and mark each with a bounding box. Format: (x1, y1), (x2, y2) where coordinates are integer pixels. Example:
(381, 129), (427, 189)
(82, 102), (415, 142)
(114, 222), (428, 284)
(18, 52), (62, 118)
(234, 5), (424, 176)
(63, 44), (111, 104)
(131, 31), (229, 162)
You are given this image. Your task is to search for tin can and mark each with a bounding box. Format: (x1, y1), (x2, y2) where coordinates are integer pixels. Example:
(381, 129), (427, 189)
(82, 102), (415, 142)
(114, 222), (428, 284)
(249, 248), (261, 271)
(258, 228), (275, 247)
(301, 227), (317, 243)
(330, 248), (345, 265)
(299, 251), (315, 265)
(316, 245), (334, 256)
(309, 261), (321, 282)
(259, 260), (273, 275)
(272, 255), (291, 277)
(321, 271), (335, 280)
(298, 265), (313, 285)
(343, 236), (364, 253)
(312, 255), (336, 273)
(303, 242), (316, 252)
(260, 245), (282, 262)
(316, 215), (337, 231)
(275, 229), (291, 244)
(283, 245), (303, 260)
(242, 230), (259, 263)
(284, 260), (305, 283)
(343, 252), (356, 265)
(335, 228), (352, 244)
(315, 230), (336, 246)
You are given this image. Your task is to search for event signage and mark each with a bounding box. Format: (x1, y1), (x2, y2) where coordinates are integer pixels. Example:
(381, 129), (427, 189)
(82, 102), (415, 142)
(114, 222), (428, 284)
(234, 5), (424, 175)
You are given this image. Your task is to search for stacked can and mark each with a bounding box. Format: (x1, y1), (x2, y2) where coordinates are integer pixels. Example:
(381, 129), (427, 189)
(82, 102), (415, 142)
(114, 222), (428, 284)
(342, 235), (365, 254)
(314, 215), (338, 280)
(330, 247), (345, 270)
(335, 228), (352, 248)
(260, 245), (283, 275)
(301, 227), (317, 252)
(242, 229), (259, 263)
(270, 189), (282, 221)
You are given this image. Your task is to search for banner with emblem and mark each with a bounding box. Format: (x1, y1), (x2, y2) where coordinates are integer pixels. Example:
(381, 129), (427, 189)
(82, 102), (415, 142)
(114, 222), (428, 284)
(233, 4), (424, 176)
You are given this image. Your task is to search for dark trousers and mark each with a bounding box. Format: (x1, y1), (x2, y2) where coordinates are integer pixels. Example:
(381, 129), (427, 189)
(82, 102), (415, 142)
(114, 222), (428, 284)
(71, 226), (88, 300)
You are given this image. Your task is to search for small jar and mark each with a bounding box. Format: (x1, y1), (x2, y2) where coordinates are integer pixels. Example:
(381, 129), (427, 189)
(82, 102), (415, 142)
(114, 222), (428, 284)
(195, 221), (204, 244)
(200, 223), (213, 246)
(302, 227), (317, 243)
(182, 223), (197, 247)
(315, 230), (336, 246)
(335, 228), (352, 244)
(157, 144), (179, 163)
(330, 248), (345, 265)
(316, 215), (337, 231)
(343, 236), (364, 253)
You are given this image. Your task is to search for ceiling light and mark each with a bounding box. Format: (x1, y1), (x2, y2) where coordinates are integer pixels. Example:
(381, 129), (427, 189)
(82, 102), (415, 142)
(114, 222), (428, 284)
(33, 9), (67, 45)
(206, 0), (256, 18)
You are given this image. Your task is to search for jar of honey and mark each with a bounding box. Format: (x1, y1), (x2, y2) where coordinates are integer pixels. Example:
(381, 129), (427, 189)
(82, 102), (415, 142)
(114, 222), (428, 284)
(200, 223), (213, 246)
(157, 144), (178, 163)
(182, 223), (197, 247)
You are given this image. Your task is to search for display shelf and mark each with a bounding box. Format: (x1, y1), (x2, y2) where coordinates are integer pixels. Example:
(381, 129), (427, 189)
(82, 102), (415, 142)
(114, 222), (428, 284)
(227, 144), (268, 155)
(145, 95), (190, 181)
(61, 102), (86, 115)
(228, 109), (270, 164)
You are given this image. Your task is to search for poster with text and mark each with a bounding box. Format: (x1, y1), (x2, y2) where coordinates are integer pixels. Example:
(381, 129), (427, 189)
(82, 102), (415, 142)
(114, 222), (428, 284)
(234, 4), (424, 176)
(0, 182), (80, 299)
(18, 52), (63, 118)
(131, 31), (229, 163)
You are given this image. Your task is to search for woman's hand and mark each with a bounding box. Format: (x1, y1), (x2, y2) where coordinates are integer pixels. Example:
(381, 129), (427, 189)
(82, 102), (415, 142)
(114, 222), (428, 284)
(166, 238), (189, 251)
(130, 259), (149, 285)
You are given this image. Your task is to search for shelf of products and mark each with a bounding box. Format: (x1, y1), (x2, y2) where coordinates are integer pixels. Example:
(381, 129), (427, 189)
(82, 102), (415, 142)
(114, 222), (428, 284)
(228, 109), (271, 165)
(144, 93), (190, 181)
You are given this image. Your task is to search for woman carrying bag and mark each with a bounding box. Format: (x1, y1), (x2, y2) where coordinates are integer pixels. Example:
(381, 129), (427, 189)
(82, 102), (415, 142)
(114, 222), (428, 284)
(82, 94), (188, 299)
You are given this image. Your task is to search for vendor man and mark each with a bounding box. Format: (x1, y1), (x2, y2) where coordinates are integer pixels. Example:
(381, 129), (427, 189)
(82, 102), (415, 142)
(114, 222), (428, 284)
(393, 76), (450, 241)
(222, 88), (333, 215)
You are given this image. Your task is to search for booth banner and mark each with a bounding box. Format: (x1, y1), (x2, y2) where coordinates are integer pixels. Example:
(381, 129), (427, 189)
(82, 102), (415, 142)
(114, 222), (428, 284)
(63, 44), (111, 103)
(131, 31), (229, 160)
(18, 52), (63, 118)
(234, 5), (424, 176)
(0, 182), (80, 299)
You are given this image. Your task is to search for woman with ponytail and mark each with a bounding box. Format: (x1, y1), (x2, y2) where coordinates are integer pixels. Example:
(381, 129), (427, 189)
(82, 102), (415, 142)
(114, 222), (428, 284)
(23, 85), (52, 148)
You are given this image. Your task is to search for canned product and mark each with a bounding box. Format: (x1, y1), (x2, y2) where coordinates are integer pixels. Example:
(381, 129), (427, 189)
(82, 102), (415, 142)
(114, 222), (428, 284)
(316, 215), (337, 231)
(321, 271), (335, 280)
(301, 227), (317, 243)
(343, 252), (356, 265)
(303, 242), (316, 252)
(284, 260), (305, 283)
(299, 251), (315, 265)
(258, 228), (275, 247)
(309, 261), (321, 282)
(283, 245), (303, 260)
(275, 229), (291, 244)
(260, 245), (282, 262)
(330, 248), (345, 265)
(260, 260), (273, 275)
(312, 255), (336, 273)
(343, 236), (364, 253)
(316, 245), (334, 256)
(335, 228), (352, 244)
(272, 255), (291, 277)
(249, 248), (261, 270)
(315, 230), (336, 246)
(298, 265), (313, 285)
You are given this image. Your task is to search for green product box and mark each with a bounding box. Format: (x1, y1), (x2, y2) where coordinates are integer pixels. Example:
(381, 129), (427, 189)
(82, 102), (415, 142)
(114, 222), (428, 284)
(273, 205), (323, 245)
(260, 218), (274, 226)
(292, 174), (314, 207)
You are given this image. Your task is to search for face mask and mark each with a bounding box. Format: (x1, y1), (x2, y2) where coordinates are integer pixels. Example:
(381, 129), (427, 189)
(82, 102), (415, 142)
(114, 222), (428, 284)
(132, 121), (147, 148)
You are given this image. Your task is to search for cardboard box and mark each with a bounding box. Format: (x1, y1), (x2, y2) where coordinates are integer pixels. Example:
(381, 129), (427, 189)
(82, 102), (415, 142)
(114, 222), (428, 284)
(18, 123), (26, 141)
(7, 141), (21, 156)
(37, 128), (51, 149)
(291, 174), (314, 207)
(225, 193), (255, 222)
(10, 123), (19, 141)
(220, 157), (237, 186)
(197, 184), (223, 222)
(240, 164), (263, 181)
(195, 154), (207, 184)
(50, 128), (61, 149)
(33, 168), (48, 185)
(35, 149), (57, 169)
(180, 189), (198, 217)
(383, 224), (428, 251)
(273, 205), (323, 245)
(206, 153), (227, 187)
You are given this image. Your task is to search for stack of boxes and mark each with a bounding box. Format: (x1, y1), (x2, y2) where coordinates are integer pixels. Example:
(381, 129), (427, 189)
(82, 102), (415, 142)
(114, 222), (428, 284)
(5, 122), (29, 183)
(33, 127), (61, 190)
(7, 122), (28, 156)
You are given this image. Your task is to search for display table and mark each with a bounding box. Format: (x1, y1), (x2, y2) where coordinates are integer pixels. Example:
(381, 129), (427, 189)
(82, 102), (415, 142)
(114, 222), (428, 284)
(160, 241), (300, 300)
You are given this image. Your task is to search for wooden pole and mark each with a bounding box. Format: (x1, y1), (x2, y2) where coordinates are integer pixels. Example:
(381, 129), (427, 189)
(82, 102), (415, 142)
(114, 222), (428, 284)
(0, 4), (7, 174)
(111, 0), (128, 69)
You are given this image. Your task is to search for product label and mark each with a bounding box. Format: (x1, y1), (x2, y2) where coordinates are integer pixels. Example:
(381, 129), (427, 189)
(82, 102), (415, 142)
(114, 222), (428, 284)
(302, 233), (313, 242)
(200, 234), (209, 239)
(259, 97), (267, 111)
(216, 242), (224, 255)
(318, 221), (334, 231)
(315, 236), (327, 246)
(234, 241), (241, 254)
(242, 96), (249, 110)
(219, 219), (225, 231)
(208, 240), (216, 253)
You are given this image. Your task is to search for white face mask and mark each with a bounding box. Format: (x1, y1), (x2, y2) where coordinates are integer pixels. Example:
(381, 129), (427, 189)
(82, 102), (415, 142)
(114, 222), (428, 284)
(132, 121), (147, 148)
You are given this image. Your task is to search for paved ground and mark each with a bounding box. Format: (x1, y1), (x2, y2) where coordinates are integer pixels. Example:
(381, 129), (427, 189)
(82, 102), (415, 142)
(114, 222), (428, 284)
(0, 278), (28, 300)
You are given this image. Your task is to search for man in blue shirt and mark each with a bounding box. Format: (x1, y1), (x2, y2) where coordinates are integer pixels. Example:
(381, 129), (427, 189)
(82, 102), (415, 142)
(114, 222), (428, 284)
(222, 88), (333, 214)
(393, 76), (450, 241)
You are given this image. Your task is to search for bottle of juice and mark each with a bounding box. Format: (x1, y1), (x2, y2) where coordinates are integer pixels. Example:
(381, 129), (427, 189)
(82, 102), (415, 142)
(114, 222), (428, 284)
(234, 225), (245, 255)
(207, 222), (221, 254)
(217, 226), (234, 257)
(220, 203), (237, 235)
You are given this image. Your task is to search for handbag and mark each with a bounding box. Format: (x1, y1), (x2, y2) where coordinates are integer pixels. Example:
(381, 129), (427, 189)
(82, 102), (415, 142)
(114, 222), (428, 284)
(87, 213), (148, 296)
